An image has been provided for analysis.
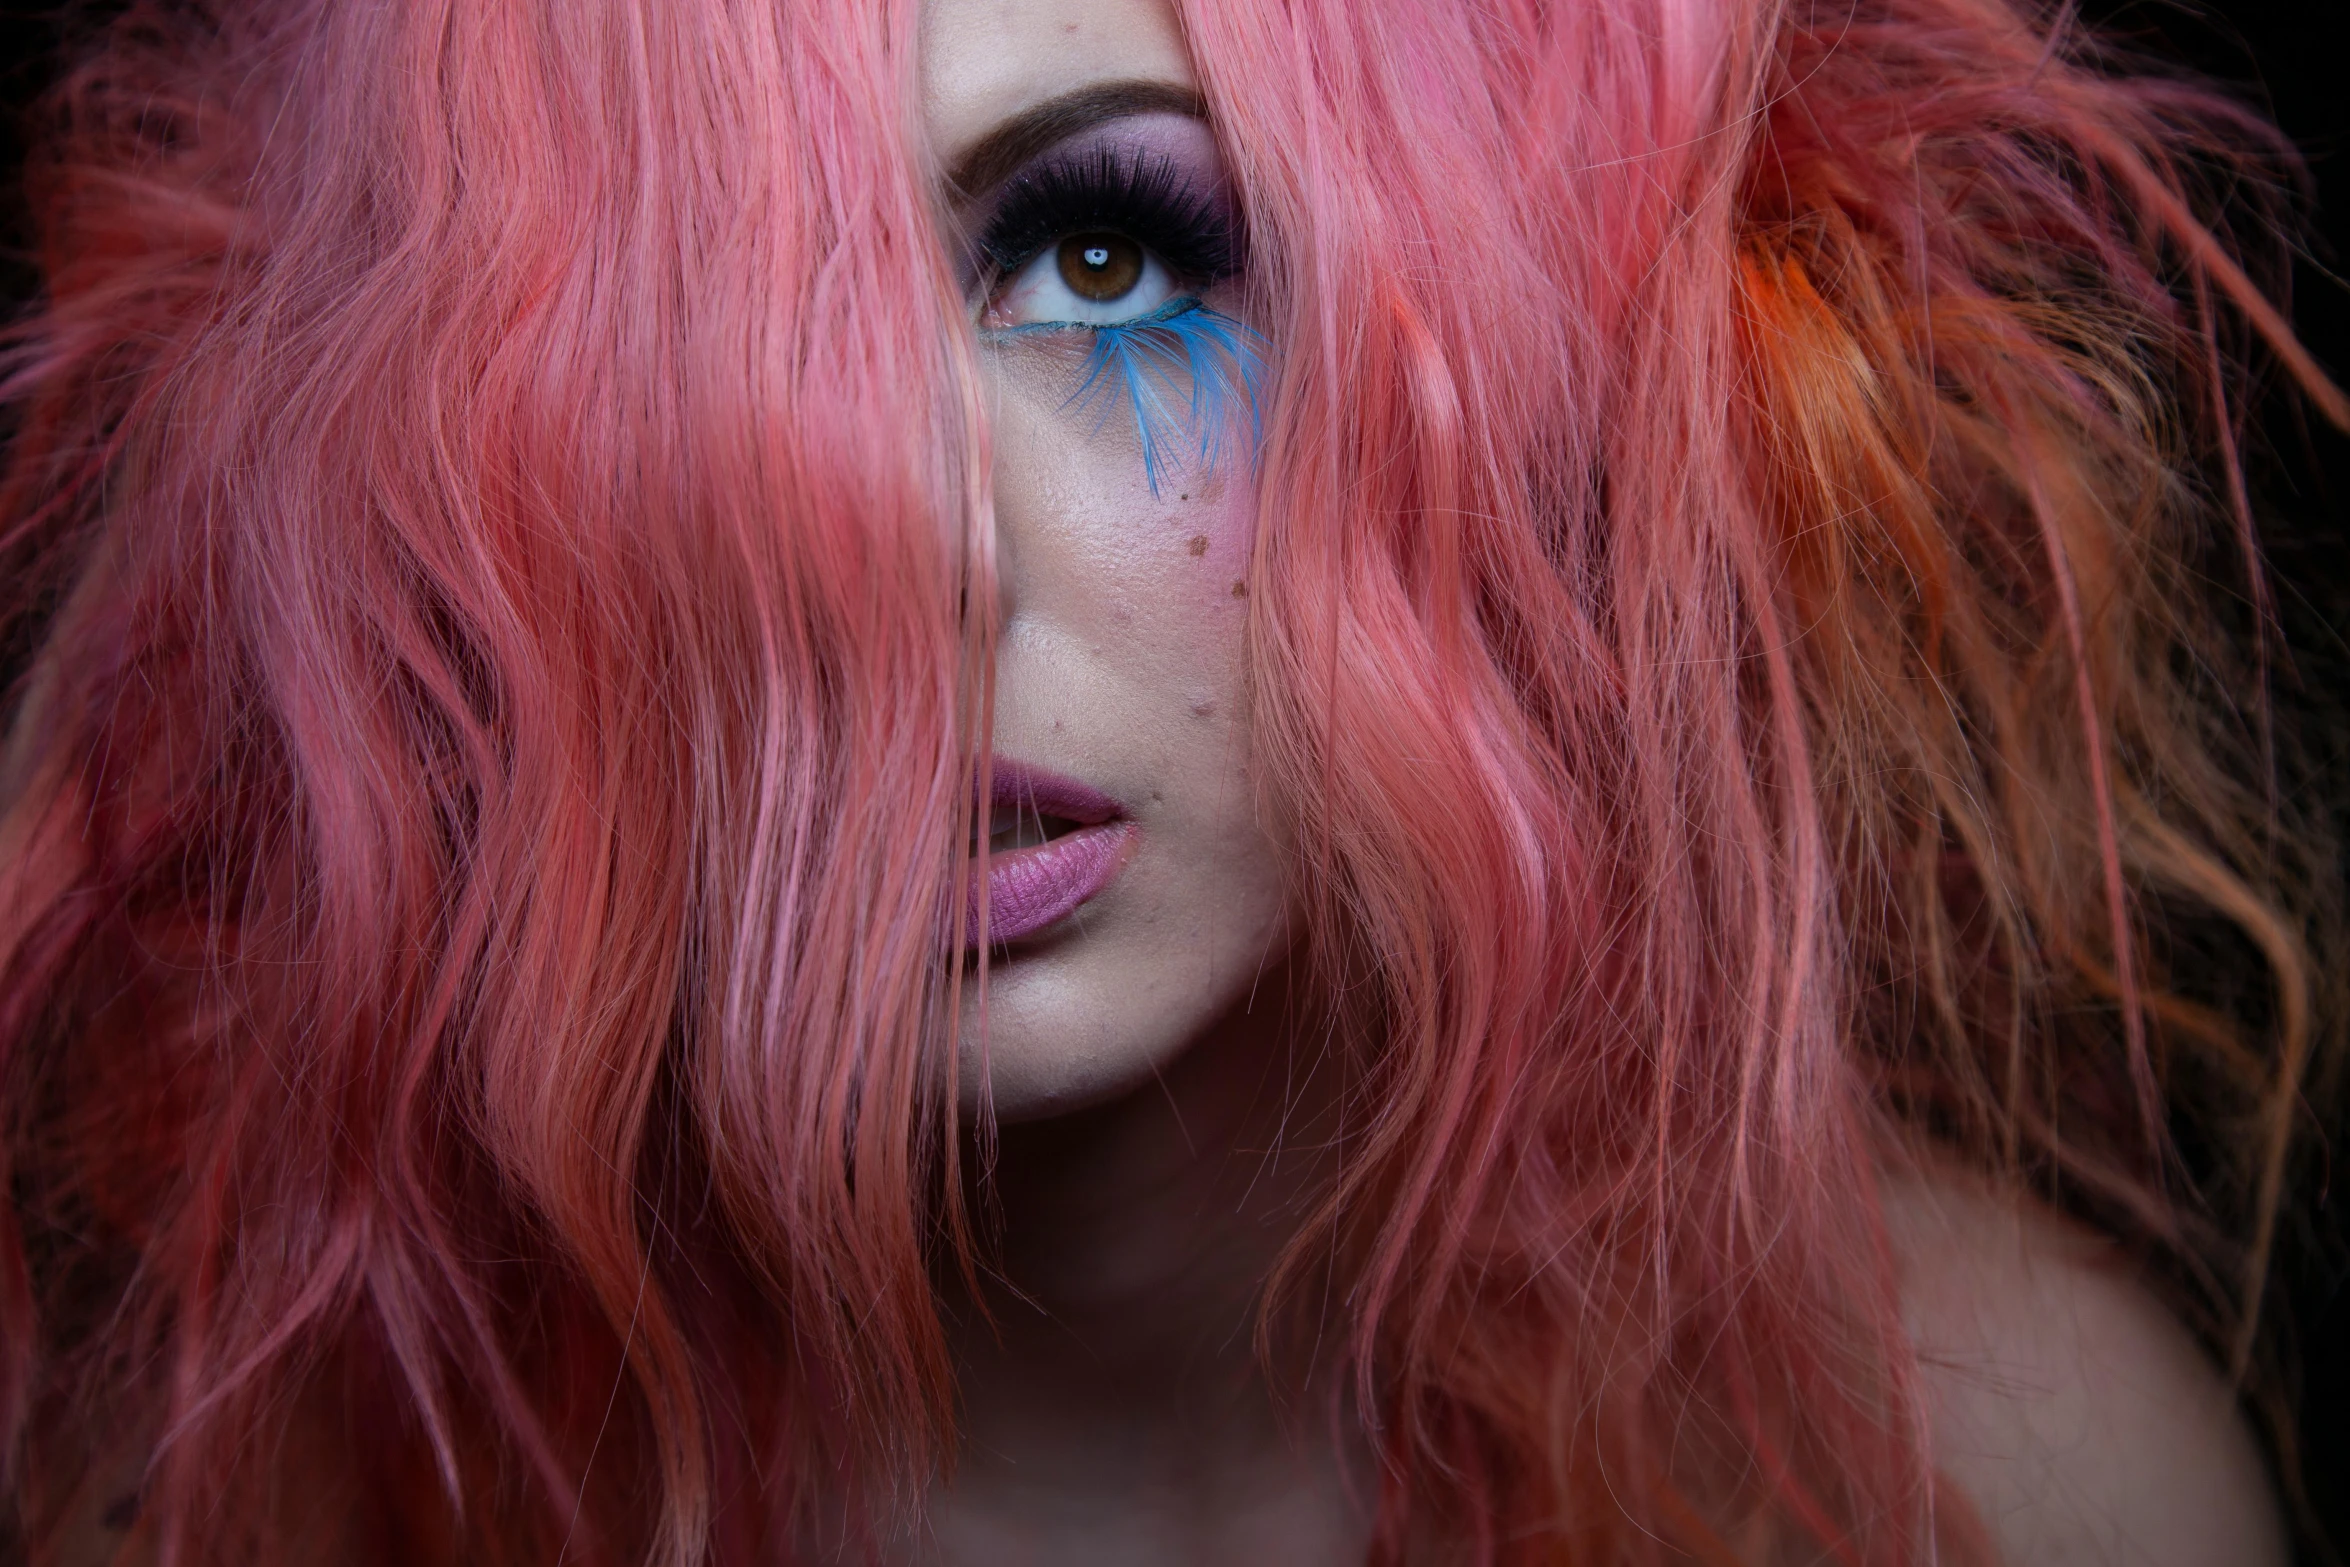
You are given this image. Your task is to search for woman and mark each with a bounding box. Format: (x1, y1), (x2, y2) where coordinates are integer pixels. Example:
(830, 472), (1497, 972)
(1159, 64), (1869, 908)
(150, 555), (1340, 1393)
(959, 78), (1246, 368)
(0, 0), (2336, 1560)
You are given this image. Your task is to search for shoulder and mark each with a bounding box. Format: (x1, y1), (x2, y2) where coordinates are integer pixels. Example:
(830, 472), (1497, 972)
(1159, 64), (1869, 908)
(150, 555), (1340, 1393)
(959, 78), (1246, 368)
(1881, 1171), (2286, 1567)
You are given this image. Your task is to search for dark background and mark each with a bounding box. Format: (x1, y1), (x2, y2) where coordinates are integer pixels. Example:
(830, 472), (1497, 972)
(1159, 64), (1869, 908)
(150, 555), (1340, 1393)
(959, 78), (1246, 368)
(2072, 2), (2350, 1557)
(2071, 0), (2350, 1554)
(0, 0), (2343, 1557)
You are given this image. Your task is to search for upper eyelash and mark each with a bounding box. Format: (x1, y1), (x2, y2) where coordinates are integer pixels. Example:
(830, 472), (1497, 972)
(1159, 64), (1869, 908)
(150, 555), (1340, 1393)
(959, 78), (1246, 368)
(975, 145), (1243, 291)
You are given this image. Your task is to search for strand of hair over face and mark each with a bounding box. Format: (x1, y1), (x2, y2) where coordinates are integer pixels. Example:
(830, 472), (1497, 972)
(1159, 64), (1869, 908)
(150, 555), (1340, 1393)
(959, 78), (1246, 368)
(0, 0), (2337, 1562)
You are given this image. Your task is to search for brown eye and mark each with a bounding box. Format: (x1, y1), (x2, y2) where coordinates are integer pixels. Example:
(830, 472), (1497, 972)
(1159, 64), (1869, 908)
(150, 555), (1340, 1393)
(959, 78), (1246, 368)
(1056, 233), (1144, 301)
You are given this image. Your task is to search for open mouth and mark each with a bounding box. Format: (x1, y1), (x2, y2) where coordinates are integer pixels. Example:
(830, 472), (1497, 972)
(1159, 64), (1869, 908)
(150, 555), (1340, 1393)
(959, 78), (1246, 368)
(982, 803), (1089, 856)
(968, 759), (1136, 947)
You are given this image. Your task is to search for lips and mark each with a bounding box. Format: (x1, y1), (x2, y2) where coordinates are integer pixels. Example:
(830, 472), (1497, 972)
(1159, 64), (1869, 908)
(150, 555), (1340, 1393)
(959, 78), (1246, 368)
(967, 758), (1136, 947)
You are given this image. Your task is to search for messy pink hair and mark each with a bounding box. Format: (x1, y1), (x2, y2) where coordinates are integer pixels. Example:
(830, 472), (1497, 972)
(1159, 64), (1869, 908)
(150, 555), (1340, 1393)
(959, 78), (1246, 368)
(0, 0), (2333, 1562)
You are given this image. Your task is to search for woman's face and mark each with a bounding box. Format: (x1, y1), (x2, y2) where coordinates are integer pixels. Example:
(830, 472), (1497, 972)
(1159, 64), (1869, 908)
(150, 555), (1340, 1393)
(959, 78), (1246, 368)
(923, 0), (1291, 1122)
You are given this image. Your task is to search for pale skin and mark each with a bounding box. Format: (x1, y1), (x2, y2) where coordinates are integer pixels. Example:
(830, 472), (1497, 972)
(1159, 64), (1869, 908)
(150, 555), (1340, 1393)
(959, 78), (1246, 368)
(921, 0), (1361, 1558)
(920, 1), (2292, 1564)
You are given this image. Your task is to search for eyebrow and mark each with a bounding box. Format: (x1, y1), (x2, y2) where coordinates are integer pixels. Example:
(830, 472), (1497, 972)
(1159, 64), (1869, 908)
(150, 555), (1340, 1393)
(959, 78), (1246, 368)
(944, 79), (1207, 198)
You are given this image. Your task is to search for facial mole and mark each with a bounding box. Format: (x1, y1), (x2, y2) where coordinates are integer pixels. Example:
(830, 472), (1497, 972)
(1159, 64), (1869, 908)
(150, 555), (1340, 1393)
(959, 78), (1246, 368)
(1190, 699), (1216, 718)
(1230, 580), (1248, 598)
(1186, 536), (1208, 556)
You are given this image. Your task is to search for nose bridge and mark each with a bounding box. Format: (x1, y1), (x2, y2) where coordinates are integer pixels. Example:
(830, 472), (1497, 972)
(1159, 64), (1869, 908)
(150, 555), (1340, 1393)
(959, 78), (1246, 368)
(985, 454), (1019, 634)
(976, 367), (1032, 637)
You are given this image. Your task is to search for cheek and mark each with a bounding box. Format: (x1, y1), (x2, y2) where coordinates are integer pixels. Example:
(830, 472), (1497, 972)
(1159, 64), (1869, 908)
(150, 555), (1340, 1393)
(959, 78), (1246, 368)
(1124, 477), (1255, 738)
(1010, 431), (1255, 699)
(1166, 474), (1256, 622)
(983, 338), (1258, 642)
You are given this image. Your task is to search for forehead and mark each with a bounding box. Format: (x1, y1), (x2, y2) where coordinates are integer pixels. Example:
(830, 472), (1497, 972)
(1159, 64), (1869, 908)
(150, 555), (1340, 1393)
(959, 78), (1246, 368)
(921, 0), (1197, 160)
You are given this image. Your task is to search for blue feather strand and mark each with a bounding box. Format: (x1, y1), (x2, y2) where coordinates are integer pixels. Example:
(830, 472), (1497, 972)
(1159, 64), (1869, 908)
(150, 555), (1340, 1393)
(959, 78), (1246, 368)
(990, 298), (1266, 496)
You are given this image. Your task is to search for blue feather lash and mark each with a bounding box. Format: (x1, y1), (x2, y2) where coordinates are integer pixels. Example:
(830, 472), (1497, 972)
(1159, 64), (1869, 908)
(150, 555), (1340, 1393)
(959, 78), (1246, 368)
(990, 298), (1266, 496)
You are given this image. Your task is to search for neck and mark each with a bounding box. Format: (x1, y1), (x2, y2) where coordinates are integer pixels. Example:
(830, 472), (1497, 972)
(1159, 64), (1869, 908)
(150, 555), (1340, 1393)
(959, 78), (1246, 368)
(926, 966), (1373, 1566)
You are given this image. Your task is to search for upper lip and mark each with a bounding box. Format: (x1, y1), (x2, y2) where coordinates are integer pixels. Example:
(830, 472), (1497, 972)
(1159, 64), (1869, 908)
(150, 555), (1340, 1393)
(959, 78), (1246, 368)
(984, 757), (1123, 828)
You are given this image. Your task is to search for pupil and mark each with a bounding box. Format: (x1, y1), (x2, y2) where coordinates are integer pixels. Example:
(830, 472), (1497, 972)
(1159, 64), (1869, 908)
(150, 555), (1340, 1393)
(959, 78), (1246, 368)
(1057, 232), (1143, 302)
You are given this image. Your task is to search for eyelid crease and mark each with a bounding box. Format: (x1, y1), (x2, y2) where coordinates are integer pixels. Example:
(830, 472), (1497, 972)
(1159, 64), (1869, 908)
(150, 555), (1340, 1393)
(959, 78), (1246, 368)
(944, 80), (1207, 200)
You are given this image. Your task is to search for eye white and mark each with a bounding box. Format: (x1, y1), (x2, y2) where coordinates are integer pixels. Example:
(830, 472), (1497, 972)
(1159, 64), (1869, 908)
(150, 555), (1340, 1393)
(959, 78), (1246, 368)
(985, 241), (1180, 329)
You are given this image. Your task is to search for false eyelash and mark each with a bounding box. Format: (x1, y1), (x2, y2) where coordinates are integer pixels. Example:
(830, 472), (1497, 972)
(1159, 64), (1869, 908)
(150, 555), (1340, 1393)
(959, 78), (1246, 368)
(991, 297), (1266, 496)
(976, 146), (1242, 288)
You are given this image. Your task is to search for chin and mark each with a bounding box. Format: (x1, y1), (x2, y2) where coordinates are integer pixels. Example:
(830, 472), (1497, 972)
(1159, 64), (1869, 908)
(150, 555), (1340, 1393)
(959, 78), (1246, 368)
(956, 945), (1209, 1123)
(956, 893), (1296, 1125)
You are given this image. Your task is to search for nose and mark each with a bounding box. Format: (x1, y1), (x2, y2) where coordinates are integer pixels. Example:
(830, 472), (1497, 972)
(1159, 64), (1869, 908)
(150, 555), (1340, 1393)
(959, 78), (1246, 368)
(978, 360), (1047, 640)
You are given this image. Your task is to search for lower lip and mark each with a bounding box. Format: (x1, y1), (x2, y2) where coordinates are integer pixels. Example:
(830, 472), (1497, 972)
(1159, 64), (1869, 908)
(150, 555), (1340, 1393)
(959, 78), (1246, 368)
(968, 820), (1138, 947)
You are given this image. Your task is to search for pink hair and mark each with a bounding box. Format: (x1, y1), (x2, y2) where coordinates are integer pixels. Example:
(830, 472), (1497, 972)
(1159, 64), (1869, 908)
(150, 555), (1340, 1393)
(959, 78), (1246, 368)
(0, 0), (2332, 1562)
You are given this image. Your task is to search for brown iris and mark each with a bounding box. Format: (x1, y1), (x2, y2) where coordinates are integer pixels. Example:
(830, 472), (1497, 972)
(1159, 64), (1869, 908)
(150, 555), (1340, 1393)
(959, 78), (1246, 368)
(1055, 232), (1144, 302)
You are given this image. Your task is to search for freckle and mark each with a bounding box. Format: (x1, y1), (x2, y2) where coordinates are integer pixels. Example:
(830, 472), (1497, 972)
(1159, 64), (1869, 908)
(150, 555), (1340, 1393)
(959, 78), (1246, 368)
(1186, 535), (1208, 556)
(1230, 580), (1248, 598)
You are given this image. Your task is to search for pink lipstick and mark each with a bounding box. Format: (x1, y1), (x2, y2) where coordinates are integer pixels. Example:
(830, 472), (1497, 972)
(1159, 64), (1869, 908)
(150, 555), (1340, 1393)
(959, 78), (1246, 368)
(967, 758), (1136, 947)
